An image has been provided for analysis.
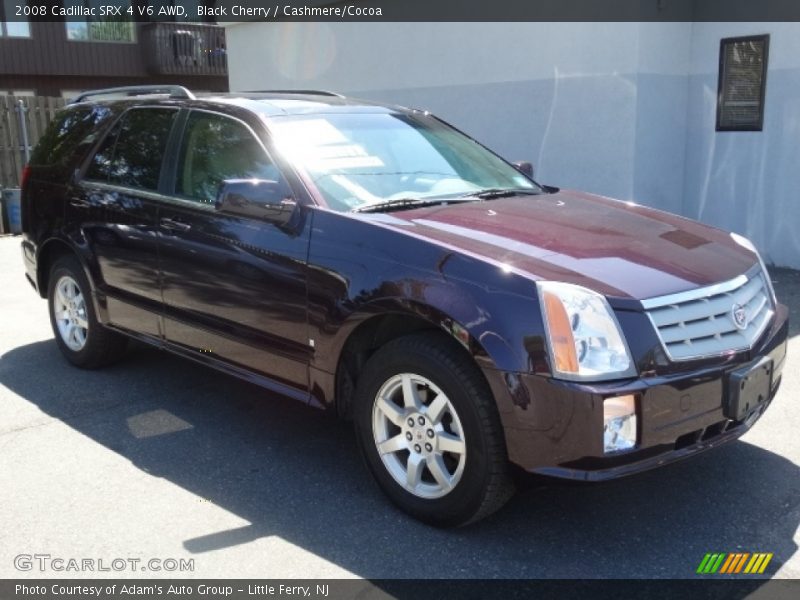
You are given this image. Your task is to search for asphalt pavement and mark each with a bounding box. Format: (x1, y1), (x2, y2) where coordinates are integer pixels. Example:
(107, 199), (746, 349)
(1, 234), (798, 579)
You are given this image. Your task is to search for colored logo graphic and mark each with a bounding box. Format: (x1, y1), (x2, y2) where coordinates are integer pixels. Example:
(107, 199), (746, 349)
(697, 552), (773, 574)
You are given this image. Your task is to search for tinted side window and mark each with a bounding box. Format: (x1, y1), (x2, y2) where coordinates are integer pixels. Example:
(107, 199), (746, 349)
(110, 108), (177, 191)
(176, 111), (282, 205)
(30, 105), (113, 169)
(86, 108), (177, 191)
(85, 116), (121, 182)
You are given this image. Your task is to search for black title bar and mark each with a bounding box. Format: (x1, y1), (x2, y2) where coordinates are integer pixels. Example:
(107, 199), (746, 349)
(4, 0), (800, 22)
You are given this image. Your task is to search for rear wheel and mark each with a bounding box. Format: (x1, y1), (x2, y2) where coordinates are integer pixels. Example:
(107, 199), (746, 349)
(47, 255), (127, 368)
(354, 332), (514, 526)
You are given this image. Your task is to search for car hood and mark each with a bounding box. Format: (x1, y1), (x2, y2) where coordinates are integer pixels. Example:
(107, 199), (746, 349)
(367, 190), (758, 300)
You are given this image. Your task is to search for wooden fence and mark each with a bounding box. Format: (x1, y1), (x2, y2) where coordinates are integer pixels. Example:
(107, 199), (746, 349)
(0, 95), (66, 189)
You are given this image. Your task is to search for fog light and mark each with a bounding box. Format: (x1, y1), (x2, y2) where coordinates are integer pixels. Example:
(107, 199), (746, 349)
(604, 394), (637, 453)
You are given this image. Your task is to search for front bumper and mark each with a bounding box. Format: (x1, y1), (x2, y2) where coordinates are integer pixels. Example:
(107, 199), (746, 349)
(488, 303), (789, 480)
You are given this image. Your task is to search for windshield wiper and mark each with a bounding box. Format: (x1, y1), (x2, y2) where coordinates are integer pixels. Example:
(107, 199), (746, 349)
(464, 188), (542, 200)
(351, 188), (541, 213)
(351, 197), (470, 214)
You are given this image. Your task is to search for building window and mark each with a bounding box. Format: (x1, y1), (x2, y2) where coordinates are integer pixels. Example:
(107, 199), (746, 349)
(1, 0), (31, 37)
(65, 0), (135, 43)
(717, 34), (769, 131)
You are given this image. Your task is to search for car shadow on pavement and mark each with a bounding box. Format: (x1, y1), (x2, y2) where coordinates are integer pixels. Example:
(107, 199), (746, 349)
(1, 338), (798, 579)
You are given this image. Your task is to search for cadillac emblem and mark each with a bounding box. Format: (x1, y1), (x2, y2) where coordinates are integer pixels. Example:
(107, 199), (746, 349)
(732, 303), (748, 330)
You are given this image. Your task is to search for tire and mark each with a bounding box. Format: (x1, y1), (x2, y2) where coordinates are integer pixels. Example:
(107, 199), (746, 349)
(47, 255), (128, 369)
(354, 332), (515, 526)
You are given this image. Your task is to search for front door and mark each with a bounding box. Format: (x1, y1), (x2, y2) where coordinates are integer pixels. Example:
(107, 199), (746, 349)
(157, 109), (312, 397)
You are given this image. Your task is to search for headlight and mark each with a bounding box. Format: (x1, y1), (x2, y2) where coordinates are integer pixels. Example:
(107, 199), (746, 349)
(730, 232), (777, 306)
(537, 281), (636, 381)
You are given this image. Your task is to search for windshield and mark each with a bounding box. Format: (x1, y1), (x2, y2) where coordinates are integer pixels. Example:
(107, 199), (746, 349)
(267, 112), (539, 212)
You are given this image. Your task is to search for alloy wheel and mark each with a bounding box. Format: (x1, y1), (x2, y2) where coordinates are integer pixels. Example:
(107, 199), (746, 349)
(53, 275), (89, 352)
(372, 373), (467, 499)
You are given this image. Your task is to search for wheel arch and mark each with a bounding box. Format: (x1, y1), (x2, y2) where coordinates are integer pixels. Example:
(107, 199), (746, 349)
(36, 237), (102, 316)
(37, 238), (80, 298)
(332, 301), (502, 420)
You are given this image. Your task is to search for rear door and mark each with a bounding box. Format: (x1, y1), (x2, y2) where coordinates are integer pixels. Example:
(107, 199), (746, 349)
(157, 109), (312, 398)
(72, 106), (179, 337)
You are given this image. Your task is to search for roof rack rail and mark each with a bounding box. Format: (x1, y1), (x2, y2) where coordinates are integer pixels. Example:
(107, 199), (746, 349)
(71, 85), (196, 104)
(242, 89), (345, 98)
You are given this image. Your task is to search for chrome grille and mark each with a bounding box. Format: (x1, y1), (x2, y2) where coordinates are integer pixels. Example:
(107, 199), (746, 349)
(642, 267), (774, 361)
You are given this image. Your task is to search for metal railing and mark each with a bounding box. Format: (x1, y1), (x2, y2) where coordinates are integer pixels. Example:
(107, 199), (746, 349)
(140, 22), (228, 77)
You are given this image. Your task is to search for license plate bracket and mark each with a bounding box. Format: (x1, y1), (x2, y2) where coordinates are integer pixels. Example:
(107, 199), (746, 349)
(726, 357), (773, 421)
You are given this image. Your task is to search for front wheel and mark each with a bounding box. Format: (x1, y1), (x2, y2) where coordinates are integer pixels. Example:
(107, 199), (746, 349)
(354, 332), (514, 526)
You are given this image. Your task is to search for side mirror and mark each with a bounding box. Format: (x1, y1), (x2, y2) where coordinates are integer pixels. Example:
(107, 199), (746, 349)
(215, 179), (297, 226)
(513, 161), (534, 179)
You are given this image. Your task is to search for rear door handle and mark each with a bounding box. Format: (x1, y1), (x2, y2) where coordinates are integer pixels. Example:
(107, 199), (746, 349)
(69, 197), (90, 208)
(159, 217), (191, 232)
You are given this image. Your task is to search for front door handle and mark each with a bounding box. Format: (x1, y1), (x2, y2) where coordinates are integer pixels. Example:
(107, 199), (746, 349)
(160, 218), (191, 232)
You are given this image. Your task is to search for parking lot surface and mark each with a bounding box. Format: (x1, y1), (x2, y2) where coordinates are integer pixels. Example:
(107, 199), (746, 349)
(1, 235), (798, 579)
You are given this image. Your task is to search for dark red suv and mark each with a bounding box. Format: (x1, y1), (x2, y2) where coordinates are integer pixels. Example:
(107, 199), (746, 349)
(21, 86), (789, 526)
